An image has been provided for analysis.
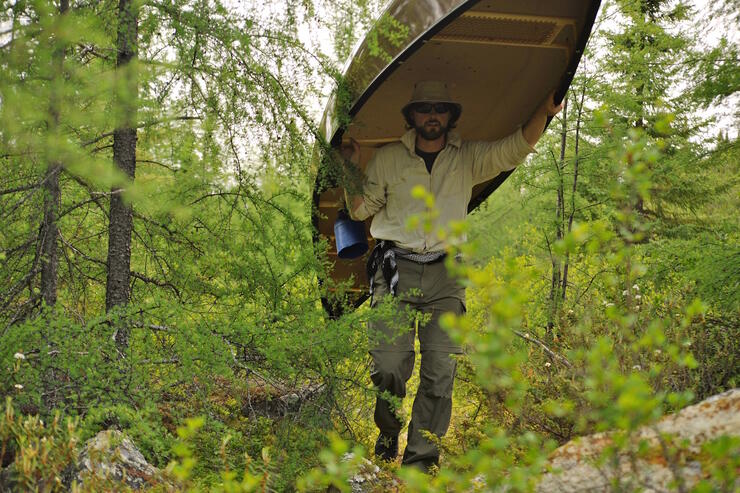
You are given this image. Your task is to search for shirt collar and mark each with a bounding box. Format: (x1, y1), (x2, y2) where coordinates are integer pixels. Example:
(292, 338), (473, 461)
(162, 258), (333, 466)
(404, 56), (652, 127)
(401, 128), (462, 154)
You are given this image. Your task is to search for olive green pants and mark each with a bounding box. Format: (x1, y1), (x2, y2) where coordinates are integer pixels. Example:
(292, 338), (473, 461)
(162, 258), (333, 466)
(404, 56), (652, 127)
(368, 256), (464, 467)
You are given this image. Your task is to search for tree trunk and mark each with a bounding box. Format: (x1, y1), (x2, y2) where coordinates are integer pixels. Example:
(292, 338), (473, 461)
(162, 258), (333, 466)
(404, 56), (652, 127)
(547, 96), (568, 335)
(39, 0), (69, 308)
(40, 0), (69, 414)
(562, 85), (585, 301)
(106, 0), (138, 351)
(40, 170), (61, 308)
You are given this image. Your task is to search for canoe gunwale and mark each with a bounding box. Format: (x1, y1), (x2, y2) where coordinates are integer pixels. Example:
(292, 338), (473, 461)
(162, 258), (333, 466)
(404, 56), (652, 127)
(330, 0), (477, 147)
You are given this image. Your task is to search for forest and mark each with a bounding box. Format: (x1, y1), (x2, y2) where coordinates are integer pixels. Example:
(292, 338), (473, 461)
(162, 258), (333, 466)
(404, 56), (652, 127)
(0, 0), (738, 491)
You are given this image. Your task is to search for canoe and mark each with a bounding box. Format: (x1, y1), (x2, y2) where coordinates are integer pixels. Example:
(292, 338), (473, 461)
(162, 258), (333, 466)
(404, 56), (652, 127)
(313, 0), (601, 310)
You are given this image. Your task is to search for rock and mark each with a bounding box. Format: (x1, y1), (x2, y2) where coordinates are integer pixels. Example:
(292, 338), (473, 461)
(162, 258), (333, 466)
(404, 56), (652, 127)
(1, 429), (168, 491)
(329, 453), (401, 493)
(537, 388), (740, 492)
(75, 430), (162, 490)
(346, 455), (382, 493)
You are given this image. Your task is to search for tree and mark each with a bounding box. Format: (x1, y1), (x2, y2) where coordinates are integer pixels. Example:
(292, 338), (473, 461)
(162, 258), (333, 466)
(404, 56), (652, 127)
(0, 0), (389, 420)
(105, 0), (139, 352)
(39, 0), (69, 309)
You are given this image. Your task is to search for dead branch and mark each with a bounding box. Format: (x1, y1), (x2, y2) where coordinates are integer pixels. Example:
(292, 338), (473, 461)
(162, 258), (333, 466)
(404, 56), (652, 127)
(512, 329), (573, 369)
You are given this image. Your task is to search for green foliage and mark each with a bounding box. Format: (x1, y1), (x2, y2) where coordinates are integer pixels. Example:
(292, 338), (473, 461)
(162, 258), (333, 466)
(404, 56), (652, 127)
(1, 0), (738, 490)
(693, 435), (740, 493)
(162, 415), (355, 492)
(691, 39), (740, 105)
(0, 398), (79, 492)
(296, 433), (366, 492)
(364, 13), (409, 63)
(79, 403), (172, 468)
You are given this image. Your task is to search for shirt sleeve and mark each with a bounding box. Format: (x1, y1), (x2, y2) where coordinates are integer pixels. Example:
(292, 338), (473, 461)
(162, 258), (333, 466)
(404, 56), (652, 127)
(346, 149), (386, 221)
(470, 127), (536, 185)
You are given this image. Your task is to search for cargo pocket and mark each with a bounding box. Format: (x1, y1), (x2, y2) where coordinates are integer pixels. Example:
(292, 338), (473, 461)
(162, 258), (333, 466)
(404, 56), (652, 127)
(419, 351), (457, 398)
(370, 268), (387, 307)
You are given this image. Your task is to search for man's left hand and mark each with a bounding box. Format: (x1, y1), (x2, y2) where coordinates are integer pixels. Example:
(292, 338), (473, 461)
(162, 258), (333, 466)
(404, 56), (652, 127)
(540, 91), (564, 118)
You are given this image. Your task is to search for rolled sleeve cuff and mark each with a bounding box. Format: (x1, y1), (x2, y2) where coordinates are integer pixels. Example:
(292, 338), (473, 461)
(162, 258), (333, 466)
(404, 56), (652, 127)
(351, 203), (372, 222)
(344, 188), (370, 221)
(516, 126), (537, 156)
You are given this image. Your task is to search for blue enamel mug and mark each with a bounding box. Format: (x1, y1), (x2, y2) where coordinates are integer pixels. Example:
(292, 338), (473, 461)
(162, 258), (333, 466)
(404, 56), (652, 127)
(334, 209), (369, 259)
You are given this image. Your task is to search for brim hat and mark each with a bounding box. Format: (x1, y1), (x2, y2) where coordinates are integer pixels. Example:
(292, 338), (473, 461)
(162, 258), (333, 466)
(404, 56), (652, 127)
(401, 80), (463, 120)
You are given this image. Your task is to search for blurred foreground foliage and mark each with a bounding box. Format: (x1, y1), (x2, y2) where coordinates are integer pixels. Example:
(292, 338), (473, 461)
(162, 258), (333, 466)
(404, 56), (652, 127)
(1, 0), (739, 491)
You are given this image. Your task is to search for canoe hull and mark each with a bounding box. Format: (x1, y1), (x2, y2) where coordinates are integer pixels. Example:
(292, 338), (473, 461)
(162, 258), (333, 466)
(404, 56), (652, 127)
(314, 0), (601, 308)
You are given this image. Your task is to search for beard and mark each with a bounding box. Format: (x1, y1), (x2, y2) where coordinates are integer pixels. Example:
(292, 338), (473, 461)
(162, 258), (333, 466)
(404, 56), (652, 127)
(415, 120), (448, 140)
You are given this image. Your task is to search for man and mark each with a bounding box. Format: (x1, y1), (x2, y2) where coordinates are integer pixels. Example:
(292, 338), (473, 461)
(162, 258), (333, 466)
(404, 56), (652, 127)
(343, 80), (561, 472)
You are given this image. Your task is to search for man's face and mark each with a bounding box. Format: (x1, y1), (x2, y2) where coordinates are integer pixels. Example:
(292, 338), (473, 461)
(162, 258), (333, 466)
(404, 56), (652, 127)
(412, 102), (451, 140)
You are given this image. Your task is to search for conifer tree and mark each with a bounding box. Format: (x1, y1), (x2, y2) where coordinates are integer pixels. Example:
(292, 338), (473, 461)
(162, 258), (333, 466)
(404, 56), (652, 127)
(39, 0), (69, 308)
(105, 0), (139, 351)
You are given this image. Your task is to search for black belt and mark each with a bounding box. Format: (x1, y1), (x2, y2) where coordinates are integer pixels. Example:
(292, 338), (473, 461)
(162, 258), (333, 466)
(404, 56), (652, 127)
(366, 241), (447, 297)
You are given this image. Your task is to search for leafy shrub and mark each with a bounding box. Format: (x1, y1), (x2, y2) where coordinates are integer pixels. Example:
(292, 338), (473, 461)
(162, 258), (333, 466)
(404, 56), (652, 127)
(0, 398), (79, 492)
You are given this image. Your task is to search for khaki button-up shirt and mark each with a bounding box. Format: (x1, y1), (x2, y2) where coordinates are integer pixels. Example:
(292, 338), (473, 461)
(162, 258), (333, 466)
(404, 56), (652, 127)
(349, 127), (534, 253)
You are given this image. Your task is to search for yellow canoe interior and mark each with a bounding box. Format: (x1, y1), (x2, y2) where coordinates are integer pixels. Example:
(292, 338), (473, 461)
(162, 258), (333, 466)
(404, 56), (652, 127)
(316, 0), (599, 306)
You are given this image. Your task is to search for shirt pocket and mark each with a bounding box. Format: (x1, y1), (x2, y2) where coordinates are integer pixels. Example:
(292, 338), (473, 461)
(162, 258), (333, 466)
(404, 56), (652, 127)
(387, 170), (426, 213)
(437, 167), (465, 198)
(387, 176), (409, 198)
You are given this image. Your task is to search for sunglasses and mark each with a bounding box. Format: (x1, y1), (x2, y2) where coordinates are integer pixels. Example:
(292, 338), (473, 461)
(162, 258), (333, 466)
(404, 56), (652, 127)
(413, 102), (451, 114)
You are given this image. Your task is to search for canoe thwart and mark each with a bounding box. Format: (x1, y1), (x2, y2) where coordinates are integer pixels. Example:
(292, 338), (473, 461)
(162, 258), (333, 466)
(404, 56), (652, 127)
(433, 11), (576, 61)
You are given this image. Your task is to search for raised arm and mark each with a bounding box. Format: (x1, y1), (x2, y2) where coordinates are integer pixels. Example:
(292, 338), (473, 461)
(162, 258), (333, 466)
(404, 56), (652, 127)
(522, 91), (563, 147)
(470, 91), (564, 184)
(470, 128), (535, 185)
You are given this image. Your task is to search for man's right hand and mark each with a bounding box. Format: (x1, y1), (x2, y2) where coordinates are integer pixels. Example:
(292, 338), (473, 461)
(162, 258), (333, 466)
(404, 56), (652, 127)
(340, 138), (361, 165)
